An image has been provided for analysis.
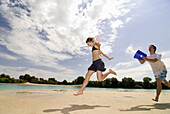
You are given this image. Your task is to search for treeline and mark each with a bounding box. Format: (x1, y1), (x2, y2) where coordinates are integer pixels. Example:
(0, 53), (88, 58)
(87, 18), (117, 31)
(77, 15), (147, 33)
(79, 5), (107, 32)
(0, 73), (170, 89)
(0, 74), (26, 83)
(87, 77), (170, 89)
(0, 73), (84, 85)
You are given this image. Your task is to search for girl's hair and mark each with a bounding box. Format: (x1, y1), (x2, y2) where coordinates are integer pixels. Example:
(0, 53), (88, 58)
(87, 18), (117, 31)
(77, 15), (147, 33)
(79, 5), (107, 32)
(86, 37), (101, 47)
(150, 44), (157, 52)
(86, 37), (94, 43)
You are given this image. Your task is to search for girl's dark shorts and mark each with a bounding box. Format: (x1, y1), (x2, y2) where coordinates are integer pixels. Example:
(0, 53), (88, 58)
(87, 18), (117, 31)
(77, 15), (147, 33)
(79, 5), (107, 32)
(88, 59), (106, 72)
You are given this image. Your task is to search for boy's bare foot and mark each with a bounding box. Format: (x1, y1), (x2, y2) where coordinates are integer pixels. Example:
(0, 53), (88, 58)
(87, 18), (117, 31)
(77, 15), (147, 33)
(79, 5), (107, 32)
(109, 69), (117, 76)
(152, 98), (158, 102)
(73, 91), (83, 96)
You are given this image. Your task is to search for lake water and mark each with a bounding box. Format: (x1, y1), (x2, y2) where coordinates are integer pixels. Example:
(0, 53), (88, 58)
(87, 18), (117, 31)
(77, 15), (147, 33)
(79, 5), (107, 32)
(0, 84), (170, 92)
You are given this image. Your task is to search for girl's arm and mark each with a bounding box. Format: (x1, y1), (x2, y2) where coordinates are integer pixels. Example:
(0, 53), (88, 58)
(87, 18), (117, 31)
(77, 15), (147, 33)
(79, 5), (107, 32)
(99, 50), (114, 60)
(95, 43), (101, 47)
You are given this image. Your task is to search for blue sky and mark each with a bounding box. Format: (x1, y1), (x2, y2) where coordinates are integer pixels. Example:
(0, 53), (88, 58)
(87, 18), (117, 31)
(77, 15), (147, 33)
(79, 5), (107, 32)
(0, 0), (170, 82)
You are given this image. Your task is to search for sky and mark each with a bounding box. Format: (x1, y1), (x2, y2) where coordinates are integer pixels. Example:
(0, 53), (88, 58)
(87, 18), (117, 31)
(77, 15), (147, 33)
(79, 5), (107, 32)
(0, 0), (170, 82)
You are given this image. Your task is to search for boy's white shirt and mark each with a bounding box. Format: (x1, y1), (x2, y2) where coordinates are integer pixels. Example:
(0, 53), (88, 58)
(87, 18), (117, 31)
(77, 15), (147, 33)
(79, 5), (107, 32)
(147, 53), (165, 75)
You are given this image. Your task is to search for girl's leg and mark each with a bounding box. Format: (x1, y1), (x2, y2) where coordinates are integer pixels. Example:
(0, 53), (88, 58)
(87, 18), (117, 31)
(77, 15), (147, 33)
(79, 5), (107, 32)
(96, 71), (103, 81)
(97, 69), (117, 81)
(73, 70), (95, 96)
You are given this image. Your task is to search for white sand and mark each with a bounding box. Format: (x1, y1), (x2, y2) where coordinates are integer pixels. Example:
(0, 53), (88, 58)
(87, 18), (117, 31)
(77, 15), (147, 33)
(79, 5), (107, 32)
(0, 89), (170, 114)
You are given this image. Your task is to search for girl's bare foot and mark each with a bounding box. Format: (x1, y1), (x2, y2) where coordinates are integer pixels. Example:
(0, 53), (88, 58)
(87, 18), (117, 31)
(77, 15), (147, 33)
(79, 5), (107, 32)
(109, 69), (117, 76)
(152, 98), (158, 102)
(73, 91), (83, 96)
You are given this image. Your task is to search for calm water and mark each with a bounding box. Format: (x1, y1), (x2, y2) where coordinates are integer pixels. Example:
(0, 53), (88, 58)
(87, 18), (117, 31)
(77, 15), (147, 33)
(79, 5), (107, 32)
(0, 84), (170, 92)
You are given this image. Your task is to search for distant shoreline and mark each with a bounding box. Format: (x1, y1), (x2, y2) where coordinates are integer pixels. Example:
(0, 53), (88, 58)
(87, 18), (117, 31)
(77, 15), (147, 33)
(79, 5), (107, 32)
(1, 83), (170, 92)
(0, 82), (82, 87)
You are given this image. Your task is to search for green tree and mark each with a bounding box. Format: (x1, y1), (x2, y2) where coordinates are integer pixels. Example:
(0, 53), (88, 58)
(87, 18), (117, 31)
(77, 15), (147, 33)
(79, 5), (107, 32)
(97, 81), (103, 87)
(0, 74), (6, 78)
(39, 78), (48, 84)
(62, 80), (67, 85)
(103, 78), (111, 87)
(30, 76), (39, 83)
(143, 77), (152, 89)
(76, 76), (85, 84)
(10, 78), (15, 83)
(110, 78), (118, 88)
(48, 78), (57, 84)
(88, 81), (98, 87)
(120, 77), (135, 88)
(0, 74), (10, 78)
(0, 78), (9, 83)
(72, 76), (85, 85)
(19, 74), (31, 82)
(19, 75), (25, 80)
(135, 82), (143, 89)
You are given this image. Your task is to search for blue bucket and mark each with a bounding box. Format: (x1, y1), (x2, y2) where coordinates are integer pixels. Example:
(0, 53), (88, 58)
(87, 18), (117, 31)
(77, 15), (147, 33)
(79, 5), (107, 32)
(134, 50), (147, 60)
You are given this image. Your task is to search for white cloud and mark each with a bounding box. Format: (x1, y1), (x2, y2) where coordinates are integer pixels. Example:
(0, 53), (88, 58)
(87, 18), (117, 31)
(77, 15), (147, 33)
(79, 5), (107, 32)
(111, 59), (153, 81)
(76, 0), (136, 53)
(125, 44), (137, 56)
(126, 17), (132, 22)
(0, 65), (76, 81)
(0, 0), (136, 79)
(114, 61), (137, 70)
(0, 53), (18, 60)
(161, 51), (170, 69)
(161, 51), (170, 58)
(111, 20), (123, 29)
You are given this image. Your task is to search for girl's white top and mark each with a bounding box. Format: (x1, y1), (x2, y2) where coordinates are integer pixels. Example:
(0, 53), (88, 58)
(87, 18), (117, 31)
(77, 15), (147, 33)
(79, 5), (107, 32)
(147, 53), (165, 75)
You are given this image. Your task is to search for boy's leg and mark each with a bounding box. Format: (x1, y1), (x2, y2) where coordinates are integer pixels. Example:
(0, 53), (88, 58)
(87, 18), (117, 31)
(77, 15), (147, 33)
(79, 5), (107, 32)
(73, 70), (95, 96)
(164, 80), (170, 87)
(162, 69), (169, 87)
(153, 77), (163, 102)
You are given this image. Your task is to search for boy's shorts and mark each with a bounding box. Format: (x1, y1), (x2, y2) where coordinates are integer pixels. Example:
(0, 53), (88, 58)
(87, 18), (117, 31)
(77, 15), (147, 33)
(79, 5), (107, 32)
(155, 65), (167, 83)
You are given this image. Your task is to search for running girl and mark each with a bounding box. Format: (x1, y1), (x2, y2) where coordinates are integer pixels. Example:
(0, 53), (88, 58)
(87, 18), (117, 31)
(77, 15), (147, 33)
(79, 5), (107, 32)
(73, 37), (117, 96)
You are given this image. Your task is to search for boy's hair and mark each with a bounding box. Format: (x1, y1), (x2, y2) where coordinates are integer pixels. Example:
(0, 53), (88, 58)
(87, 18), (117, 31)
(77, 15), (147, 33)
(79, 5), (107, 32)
(150, 45), (156, 52)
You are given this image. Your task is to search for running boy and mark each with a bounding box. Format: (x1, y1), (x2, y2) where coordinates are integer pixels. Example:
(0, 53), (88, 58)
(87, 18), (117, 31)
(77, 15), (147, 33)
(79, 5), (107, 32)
(138, 45), (170, 102)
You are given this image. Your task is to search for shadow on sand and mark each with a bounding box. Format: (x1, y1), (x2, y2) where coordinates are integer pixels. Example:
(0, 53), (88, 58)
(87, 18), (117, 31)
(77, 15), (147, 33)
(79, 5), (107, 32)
(120, 103), (170, 111)
(43, 104), (110, 114)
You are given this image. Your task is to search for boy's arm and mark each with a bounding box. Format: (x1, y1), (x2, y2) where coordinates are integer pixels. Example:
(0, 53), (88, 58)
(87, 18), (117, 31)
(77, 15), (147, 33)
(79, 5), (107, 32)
(99, 50), (114, 60)
(138, 59), (146, 64)
(143, 57), (158, 63)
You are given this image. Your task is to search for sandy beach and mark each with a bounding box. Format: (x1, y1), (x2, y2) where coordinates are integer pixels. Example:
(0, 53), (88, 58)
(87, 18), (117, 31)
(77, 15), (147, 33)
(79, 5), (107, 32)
(0, 89), (170, 114)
